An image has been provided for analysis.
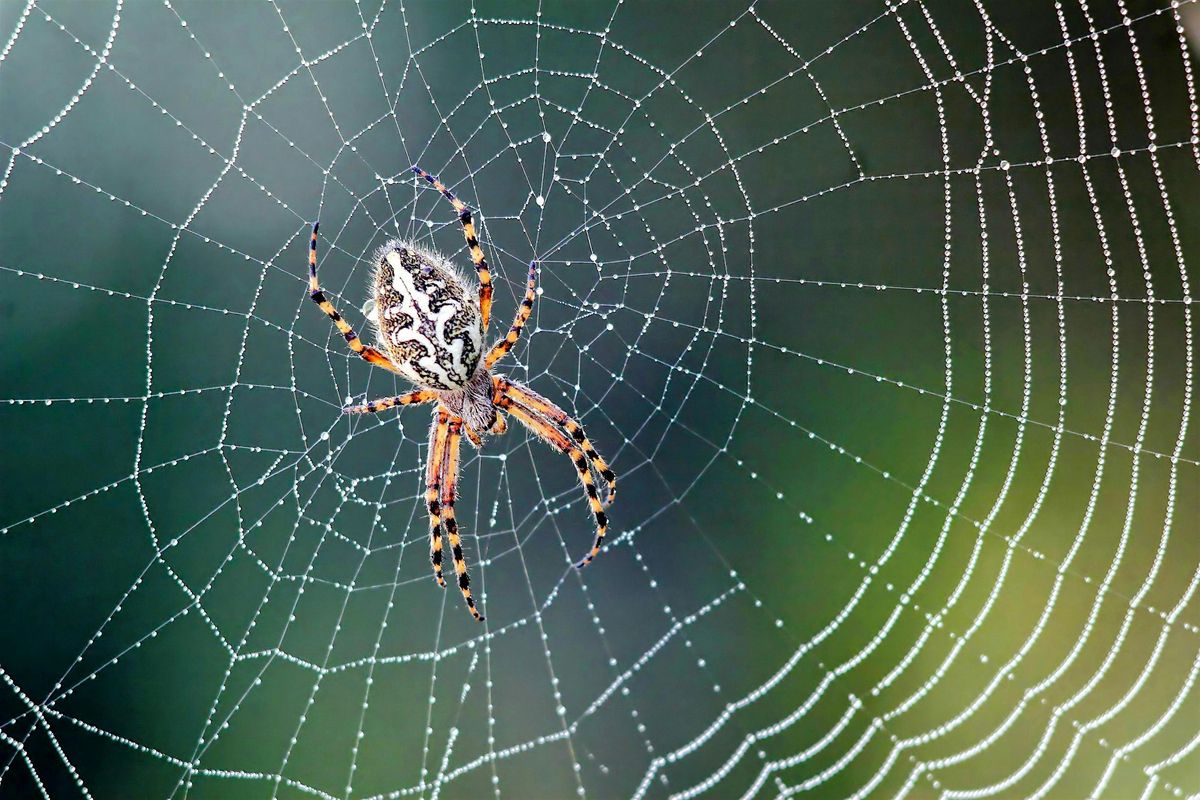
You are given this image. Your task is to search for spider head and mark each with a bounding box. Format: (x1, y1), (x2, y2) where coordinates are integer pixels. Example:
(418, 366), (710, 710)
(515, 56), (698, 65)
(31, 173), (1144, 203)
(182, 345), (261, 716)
(439, 368), (497, 444)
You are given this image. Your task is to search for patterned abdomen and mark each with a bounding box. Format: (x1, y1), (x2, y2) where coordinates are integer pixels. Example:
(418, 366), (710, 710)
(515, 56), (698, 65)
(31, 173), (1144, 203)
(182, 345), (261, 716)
(369, 241), (483, 391)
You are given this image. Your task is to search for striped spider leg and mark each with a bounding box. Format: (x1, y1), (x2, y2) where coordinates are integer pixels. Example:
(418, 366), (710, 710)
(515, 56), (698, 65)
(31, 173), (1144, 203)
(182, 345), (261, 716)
(440, 415), (483, 619)
(424, 408), (482, 619)
(494, 379), (616, 569)
(479, 254), (617, 568)
(412, 166), (494, 330)
(307, 222), (408, 377)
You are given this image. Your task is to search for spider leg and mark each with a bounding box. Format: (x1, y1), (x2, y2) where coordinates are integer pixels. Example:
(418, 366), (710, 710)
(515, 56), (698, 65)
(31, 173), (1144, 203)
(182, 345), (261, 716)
(411, 167), (493, 330)
(485, 260), (539, 369)
(496, 379), (616, 506)
(462, 424), (484, 448)
(426, 409), (450, 588)
(307, 222), (405, 375)
(343, 389), (436, 414)
(490, 413), (508, 435)
(442, 417), (484, 620)
(497, 395), (610, 569)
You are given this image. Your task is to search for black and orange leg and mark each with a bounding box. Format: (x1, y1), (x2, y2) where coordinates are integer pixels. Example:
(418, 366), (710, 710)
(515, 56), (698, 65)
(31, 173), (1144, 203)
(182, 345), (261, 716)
(462, 425), (484, 448)
(485, 260), (539, 369)
(441, 417), (484, 620)
(307, 222), (404, 375)
(343, 389), (436, 414)
(497, 379), (615, 506)
(490, 413), (508, 435)
(411, 167), (493, 330)
(426, 409), (450, 588)
(498, 397), (609, 569)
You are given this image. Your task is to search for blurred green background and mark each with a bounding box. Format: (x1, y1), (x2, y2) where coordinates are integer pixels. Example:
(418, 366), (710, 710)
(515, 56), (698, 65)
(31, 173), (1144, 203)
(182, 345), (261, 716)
(1, 1), (1198, 798)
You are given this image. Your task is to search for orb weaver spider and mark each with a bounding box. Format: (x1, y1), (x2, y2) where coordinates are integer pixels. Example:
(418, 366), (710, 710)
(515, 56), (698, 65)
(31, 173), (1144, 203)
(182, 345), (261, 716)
(307, 166), (616, 621)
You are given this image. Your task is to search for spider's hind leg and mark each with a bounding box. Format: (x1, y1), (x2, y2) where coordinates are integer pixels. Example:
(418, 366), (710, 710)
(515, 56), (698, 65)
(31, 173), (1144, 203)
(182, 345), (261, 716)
(307, 222), (405, 375)
(463, 425), (484, 448)
(411, 166), (494, 330)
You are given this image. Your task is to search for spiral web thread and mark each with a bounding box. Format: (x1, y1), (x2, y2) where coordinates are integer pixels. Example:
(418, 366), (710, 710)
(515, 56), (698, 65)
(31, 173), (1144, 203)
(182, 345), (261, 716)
(1, 1), (1199, 798)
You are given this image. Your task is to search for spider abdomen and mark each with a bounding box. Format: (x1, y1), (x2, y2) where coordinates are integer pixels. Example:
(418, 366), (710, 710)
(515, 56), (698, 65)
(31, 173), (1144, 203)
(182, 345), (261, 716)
(369, 241), (483, 390)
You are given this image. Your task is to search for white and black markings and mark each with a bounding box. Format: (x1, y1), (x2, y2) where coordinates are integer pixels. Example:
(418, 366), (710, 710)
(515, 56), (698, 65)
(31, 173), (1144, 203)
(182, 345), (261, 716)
(368, 241), (484, 391)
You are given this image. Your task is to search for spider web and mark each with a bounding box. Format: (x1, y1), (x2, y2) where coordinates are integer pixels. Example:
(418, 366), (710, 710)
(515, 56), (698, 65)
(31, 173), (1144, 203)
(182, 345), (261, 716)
(1, 0), (1199, 797)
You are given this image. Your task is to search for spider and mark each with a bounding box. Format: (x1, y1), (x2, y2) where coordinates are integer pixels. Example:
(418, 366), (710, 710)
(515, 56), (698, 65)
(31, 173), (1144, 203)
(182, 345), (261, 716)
(307, 166), (616, 621)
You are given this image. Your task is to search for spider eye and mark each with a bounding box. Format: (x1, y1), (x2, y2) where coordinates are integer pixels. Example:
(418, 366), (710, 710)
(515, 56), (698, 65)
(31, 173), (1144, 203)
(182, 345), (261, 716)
(421, 264), (434, 275)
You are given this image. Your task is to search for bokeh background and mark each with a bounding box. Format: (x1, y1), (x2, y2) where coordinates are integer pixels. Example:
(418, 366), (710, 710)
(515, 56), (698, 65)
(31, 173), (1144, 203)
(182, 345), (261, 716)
(1, 1), (1198, 798)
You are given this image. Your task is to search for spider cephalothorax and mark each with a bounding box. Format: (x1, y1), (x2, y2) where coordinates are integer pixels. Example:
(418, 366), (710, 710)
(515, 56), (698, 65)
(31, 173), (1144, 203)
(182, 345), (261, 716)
(306, 166), (616, 621)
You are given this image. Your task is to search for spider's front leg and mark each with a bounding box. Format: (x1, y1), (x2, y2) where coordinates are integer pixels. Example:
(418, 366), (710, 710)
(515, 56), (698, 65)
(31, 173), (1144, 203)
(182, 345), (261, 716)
(462, 425), (484, 448)
(497, 379), (616, 506)
(441, 417), (484, 620)
(496, 392), (612, 569)
(426, 409), (450, 589)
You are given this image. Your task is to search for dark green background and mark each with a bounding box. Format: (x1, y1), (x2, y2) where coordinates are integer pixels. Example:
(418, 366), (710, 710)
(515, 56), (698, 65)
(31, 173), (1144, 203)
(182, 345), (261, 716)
(1, 1), (1198, 798)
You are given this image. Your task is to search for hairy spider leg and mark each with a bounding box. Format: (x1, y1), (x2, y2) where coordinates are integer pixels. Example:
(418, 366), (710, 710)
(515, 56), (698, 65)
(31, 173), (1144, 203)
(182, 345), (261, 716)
(486, 260), (539, 369)
(342, 389), (436, 414)
(462, 425), (484, 448)
(307, 222), (404, 374)
(426, 409), (451, 588)
(497, 379), (616, 506)
(411, 167), (493, 330)
(498, 396), (609, 570)
(442, 417), (483, 620)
